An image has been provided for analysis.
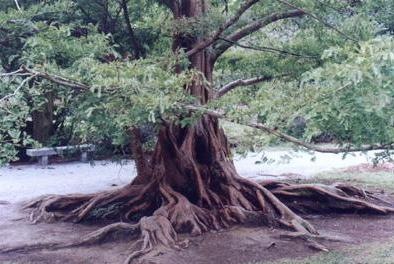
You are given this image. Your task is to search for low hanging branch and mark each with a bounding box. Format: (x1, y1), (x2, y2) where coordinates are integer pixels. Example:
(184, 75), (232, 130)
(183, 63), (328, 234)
(216, 73), (293, 98)
(0, 75), (35, 104)
(216, 75), (275, 98)
(6, 66), (392, 154)
(14, 0), (21, 11)
(0, 68), (24, 77)
(217, 37), (319, 59)
(248, 122), (394, 153)
(184, 105), (394, 154)
(17, 66), (90, 91)
(0, 66), (90, 105)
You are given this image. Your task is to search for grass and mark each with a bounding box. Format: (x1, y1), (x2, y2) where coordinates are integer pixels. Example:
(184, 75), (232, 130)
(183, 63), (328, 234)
(252, 170), (394, 264)
(258, 238), (394, 264)
(314, 171), (394, 192)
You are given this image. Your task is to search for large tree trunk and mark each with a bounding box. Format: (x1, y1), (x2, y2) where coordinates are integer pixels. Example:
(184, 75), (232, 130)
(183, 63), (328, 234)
(171, 0), (213, 103)
(18, 1), (394, 263)
(31, 92), (54, 144)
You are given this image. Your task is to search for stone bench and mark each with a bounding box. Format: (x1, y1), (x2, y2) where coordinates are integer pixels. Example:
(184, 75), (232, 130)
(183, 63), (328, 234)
(26, 144), (95, 166)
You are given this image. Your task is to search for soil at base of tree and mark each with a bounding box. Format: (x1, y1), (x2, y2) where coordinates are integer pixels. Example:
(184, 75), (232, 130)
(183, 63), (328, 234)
(1, 195), (394, 264)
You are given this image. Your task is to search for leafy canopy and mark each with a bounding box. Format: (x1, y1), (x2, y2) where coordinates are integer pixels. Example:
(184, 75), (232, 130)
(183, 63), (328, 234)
(1, 0), (393, 164)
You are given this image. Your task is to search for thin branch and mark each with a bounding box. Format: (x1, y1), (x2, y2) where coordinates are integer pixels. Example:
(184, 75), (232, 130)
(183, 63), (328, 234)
(0, 69), (23, 77)
(14, 0), (21, 11)
(247, 122), (393, 153)
(0, 76), (35, 104)
(184, 105), (394, 154)
(216, 74), (290, 98)
(19, 66), (90, 91)
(213, 9), (305, 59)
(185, 0), (261, 57)
(275, 0), (359, 43)
(120, 0), (144, 58)
(218, 37), (319, 59)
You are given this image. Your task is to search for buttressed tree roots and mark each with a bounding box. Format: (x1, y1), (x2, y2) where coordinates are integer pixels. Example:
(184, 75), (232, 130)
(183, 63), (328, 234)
(2, 115), (392, 264)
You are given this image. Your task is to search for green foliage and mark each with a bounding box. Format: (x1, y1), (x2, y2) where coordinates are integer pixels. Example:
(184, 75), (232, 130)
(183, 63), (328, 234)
(1, 0), (394, 164)
(22, 24), (114, 67)
(363, 0), (394, 34)
(58, 57), (194, 145)
(315, 170), (394, 191)
(260, 239), (394, 264)
(232, 36), (393, 149)
(0, 77), (38, 164)
(301, 37), (394, 145)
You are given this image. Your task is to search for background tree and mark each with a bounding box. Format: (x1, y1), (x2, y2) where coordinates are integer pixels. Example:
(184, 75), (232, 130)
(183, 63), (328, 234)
(1, 0), (394, 262)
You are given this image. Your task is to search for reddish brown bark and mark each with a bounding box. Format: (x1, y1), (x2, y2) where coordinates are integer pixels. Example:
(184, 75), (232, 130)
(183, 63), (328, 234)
(31, 92), (54, 143)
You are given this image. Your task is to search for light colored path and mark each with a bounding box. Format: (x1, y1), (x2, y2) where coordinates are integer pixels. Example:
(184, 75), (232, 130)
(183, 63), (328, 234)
(0, 160), (135, 203)
(234, 150), (377, 178)
(0, 150), (378, 203)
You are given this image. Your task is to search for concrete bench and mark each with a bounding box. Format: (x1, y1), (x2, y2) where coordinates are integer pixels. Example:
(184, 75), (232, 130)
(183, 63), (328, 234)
(26, 144), (95, 166)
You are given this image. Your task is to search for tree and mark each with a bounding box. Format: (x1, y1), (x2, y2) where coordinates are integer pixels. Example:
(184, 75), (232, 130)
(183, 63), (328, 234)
(1, 0), (394, 263)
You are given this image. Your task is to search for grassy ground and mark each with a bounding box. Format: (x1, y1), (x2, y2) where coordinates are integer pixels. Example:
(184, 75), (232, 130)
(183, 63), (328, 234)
(261, 238), (394, 264)
(255, 170), (394, 264)
(314, 171), (394, 192)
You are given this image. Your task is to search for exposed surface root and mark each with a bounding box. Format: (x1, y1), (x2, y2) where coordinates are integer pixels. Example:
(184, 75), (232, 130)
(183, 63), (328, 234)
(69, 222), (140, 247)
(0, 242), (62, 254)
(279, 230), (354, 252)
(281, 232), (330, 252)
(25, 194), (94, 223)
(261, 180), (394, 214)
(12, 178), (394, 262)
(24, 184), (152, 223)
(14, 116), (394, 263)
(124, 214), (182, 264)
(0, 222), (140, 254)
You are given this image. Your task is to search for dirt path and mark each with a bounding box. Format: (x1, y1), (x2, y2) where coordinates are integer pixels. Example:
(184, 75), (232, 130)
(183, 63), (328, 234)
(1, 198), (394, 264)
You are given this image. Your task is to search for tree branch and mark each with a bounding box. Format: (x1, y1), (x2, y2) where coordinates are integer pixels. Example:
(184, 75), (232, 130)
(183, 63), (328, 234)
(0, 69), (23, 77)
(0, 76), (35, 104)
(120, 0), (145, 58)
(14, 0), (21, 11)
(184, 105), (394, 154)
(213, 9), (305, 59)
(216, 74), (289, 98)
(19, 66), (90, 91)
(275, 0), (358, 43)
(185, 0), (261, 57)
(1, 66), (90, 105)
(217, 37), (319, 59)
(247, 122), (393, 153)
